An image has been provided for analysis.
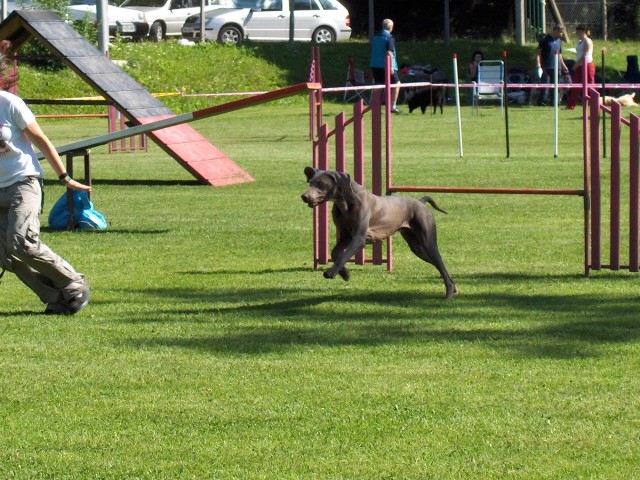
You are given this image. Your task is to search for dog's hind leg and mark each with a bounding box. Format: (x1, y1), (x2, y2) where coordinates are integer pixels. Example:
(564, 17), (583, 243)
(400, 223), (457, 299)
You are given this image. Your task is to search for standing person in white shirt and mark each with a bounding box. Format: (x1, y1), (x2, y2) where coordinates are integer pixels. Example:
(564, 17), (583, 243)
(565, 24), (595, 110)
(0, 40), (91, 314)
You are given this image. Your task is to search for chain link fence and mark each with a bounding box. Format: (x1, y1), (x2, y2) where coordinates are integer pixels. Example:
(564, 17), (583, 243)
(546, 0), (625, 39)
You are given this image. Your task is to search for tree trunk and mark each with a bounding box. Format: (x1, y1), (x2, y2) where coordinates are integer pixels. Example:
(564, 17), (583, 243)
(548, 0), (570, 42)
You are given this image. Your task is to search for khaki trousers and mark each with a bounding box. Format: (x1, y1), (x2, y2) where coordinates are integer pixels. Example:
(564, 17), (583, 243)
(0, 176), (87, 305)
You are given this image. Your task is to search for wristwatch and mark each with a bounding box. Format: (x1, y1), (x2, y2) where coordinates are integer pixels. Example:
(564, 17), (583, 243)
(58, 172), (72, 185)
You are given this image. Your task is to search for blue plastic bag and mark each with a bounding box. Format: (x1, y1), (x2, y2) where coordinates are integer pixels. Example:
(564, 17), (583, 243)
(48, 190), (108, 230)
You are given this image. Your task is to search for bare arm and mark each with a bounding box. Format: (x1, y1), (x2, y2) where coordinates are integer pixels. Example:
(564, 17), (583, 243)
(387, 50), (395, 73)
(559, 54), (569, 72)
(467, 62), (477, 80)
(24, 120), (92, 192)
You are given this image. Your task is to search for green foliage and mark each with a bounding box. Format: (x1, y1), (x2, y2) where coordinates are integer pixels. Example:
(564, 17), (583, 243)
(16, 0), (98, 64)
(32, 0), (68, 17)
(609, 0), (640, 39)
(70, 18), (99, 44)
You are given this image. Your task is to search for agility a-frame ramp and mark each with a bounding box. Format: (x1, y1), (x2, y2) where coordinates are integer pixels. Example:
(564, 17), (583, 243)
(0, 10), (257, 186)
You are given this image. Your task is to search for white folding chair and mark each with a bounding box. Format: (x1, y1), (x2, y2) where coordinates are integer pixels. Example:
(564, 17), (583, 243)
(472, 60), (505, 114)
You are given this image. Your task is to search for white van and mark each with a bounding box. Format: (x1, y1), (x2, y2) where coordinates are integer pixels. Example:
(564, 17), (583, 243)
(120, 0), (229, 41)
(67, 0), (148, 41)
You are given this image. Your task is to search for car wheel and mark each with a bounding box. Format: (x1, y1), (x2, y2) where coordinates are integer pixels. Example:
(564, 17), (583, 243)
(312, 26), (335, 43)
(150, 22), (164, 42)
(218, 25), (243, 45)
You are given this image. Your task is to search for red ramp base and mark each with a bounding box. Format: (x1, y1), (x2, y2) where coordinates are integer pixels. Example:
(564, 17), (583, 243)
(138, 117), (254, 187)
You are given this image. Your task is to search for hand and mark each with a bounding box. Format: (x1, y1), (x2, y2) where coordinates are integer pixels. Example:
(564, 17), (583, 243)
(66, 178), (92, 192)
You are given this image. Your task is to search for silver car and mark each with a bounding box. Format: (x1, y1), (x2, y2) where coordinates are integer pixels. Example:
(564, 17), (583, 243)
(181, 0), (351, 44)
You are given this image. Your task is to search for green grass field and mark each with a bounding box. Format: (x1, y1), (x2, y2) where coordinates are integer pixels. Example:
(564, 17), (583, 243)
(2, 72), (640, 476)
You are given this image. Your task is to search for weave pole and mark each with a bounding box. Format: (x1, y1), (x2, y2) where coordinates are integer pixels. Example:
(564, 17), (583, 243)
(624, 109), (636, 271)
(503, 50), (510, 158)
(610, 101), (621, 270)
(589, 89), (601, 270)
(453, 53), (464, 157)
(554, 49), (559, 158)
(601, 48), (607, 158)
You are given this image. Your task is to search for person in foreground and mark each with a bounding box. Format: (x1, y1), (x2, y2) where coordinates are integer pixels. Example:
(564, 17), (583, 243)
(370, 18), (402, 114)
(565, 24), (595, 110)
(0, 40), (91, 315)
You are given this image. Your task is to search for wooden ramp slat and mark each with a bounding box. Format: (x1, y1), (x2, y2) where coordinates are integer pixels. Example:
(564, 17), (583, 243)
(0, 10), (253, 186)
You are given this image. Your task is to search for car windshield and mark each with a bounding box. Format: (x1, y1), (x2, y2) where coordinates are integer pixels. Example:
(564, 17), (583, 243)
(224, 0), (254, 6)
(69, 0), (115, 5)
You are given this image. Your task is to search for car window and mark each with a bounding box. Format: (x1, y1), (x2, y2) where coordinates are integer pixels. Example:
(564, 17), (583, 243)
(294, 0), (319, 10)
(5, 0), (34, 12)
(121, 0), (166, 7)
(260, 0), (281, 11)
(317, 0), (337, 10)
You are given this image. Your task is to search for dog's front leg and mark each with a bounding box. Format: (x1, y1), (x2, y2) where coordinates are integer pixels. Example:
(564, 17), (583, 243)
(324, 233), (367, 281)
(324, 236), (353, 280)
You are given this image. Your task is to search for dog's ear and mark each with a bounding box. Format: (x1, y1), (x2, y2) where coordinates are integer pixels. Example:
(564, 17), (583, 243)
(330, 171), (348, 187)
(337, 172), (351, 188)
(336, 172), (355, 196)
(304, 167), (318, 183)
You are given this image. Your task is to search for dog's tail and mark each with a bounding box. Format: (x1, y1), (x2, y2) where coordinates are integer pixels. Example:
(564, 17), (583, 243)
(419, 196), (448, 214)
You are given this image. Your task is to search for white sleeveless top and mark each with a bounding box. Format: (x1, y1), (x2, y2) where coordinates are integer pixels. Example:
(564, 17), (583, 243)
(576, 38), (593, 64)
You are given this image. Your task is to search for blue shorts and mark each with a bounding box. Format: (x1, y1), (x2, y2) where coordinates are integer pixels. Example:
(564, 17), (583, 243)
(372, 67), (400, 85)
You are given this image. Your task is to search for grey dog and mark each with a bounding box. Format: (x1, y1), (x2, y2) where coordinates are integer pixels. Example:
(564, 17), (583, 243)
(301, 167), (457, 299)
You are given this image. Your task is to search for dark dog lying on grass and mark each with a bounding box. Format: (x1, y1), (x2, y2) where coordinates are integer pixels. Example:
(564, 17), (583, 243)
(301, 167), (457, 299)
(406, 85), (446, 114)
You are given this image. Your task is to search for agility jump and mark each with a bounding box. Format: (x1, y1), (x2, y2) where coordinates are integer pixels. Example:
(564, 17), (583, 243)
(308, 48), (640, 277)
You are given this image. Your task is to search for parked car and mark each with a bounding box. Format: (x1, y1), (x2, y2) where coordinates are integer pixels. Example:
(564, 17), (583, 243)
(119, 0), (230, 41)
(3, 0), (149, 41)
(3, 0), (55, 18)
(67, 0), (149, 41)
(180, 0), (351, 44)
